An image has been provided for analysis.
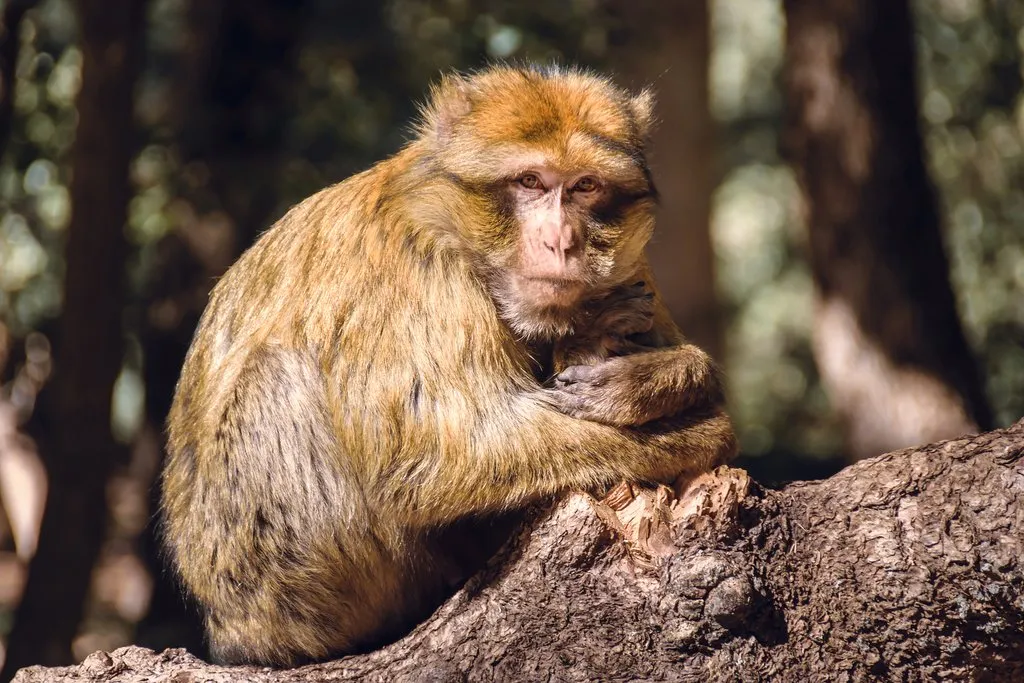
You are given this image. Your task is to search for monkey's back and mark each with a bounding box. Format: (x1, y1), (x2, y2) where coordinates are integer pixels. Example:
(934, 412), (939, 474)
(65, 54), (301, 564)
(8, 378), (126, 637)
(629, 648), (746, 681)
(161, 157), (508, 665)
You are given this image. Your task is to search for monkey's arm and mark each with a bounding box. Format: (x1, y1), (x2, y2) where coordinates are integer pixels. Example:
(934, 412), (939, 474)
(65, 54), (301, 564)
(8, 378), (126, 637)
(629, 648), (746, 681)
(551, 344), (723, 428)
(398, 388), (734, 526)
(349, 257), (731, 526)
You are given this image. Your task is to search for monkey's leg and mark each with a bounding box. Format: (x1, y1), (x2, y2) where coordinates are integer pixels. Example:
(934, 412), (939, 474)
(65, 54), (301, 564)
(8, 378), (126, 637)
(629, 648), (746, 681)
(551, 280), (723, 427)
(554, 281), (656, 369)
(164, 348), (428, 666)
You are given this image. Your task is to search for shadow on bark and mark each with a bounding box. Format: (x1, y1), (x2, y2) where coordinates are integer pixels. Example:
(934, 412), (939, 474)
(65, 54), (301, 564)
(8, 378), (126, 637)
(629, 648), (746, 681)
(14, 419), (1024, 682)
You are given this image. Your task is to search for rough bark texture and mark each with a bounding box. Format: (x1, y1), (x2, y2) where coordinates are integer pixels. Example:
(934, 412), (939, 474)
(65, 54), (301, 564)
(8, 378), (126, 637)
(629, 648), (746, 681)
(782, 0), (993, 459)
(0, 1), (147, 677)
(608, 0), (722, 361)
(15, 419), (1024, 682)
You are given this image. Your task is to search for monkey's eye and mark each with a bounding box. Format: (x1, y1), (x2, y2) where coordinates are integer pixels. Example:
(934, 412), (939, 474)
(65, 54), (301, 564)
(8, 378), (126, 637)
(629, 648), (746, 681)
(518, 173), (542, 190)
(572, 176), (599, 193)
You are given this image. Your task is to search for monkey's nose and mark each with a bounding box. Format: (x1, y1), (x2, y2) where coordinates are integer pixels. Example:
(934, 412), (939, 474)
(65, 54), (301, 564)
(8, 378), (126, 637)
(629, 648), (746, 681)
(541, 223), (575, 260)
(542, 237), (568, 257)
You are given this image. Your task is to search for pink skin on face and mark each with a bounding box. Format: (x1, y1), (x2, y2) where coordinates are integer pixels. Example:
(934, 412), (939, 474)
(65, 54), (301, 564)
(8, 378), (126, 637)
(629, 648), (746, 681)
(511, 167), (603, 308)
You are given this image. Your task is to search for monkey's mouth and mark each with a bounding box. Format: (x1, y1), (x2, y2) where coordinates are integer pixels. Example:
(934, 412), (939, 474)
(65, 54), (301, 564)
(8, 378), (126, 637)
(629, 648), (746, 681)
(522, 277), (587, 307)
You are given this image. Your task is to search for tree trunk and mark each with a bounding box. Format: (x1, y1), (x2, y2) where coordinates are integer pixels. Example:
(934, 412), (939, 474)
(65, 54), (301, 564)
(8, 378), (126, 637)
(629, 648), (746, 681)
(781, 0), (993, 460)
(0, 0), (146, 676)
(607, 0), (722, 360)
(14, 419), (1024, 681)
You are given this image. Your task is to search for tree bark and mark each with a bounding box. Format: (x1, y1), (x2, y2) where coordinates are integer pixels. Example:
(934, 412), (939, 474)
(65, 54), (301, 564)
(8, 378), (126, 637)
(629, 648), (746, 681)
(781, 0), (993, 460)
(607, 0), (722, 361)
(14, 419), (1024, 682)
(0, 0), (147, 677)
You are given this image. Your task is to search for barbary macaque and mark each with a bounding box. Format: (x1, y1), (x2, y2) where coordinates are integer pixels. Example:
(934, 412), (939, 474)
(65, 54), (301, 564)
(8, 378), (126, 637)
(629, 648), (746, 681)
(162, 64), (736, 667)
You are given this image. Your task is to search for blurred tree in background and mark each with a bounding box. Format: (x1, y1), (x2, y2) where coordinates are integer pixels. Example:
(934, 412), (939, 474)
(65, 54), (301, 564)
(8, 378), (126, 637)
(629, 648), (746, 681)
(607, 1), (722, 360)
(0, 0), (1020, 671)
(1, 0), (146, 676)
(782, 0), (992, 460)
(711, 0), (1024, 468)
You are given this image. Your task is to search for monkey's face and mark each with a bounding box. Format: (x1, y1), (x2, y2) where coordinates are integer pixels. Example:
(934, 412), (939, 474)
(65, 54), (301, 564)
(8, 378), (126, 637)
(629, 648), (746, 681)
(491, 162), (652, 339)
(424, 67), (658, 340)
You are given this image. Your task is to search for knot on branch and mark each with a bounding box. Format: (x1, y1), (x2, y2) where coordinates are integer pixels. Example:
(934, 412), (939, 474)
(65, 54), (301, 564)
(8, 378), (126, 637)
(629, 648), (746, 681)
(589, 466), (755, 568)
(583, 467), (785, 653)
(654, 550), (783, 653)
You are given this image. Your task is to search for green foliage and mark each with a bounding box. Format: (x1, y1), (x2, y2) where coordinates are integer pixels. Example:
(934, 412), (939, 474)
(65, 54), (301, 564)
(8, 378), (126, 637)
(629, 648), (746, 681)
(916, 0), (1024, 427)
(0, 0), (1022, 461)
(0, 0), (77, 337)
(712, 0), (1024, 458)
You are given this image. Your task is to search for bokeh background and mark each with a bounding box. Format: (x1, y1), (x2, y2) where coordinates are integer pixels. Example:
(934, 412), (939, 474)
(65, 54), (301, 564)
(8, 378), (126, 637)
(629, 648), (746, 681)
(0, 0), (1021, 675)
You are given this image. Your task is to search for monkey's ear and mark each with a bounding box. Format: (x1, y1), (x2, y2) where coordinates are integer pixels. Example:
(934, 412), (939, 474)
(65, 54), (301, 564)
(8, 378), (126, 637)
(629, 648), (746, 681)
(629, 89), (656, 140)
(420, 72), (476, 145)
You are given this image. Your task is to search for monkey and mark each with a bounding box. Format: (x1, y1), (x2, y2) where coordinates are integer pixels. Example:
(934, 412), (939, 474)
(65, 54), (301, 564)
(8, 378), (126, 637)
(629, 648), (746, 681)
(161, 64), (737, 667)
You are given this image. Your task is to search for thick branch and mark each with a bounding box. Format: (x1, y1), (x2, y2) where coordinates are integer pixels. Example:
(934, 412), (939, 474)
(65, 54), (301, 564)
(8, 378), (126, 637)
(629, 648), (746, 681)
(15, 420), (1024, 682)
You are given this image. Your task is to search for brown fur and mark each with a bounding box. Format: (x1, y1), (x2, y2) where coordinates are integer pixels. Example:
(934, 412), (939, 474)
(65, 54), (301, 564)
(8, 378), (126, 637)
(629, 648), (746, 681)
(162, 64), (736, 667)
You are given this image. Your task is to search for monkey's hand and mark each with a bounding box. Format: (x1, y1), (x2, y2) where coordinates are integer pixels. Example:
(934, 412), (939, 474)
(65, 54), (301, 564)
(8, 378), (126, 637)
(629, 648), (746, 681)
(554, 281), (656, 370)
(547, 346), (723, 427)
